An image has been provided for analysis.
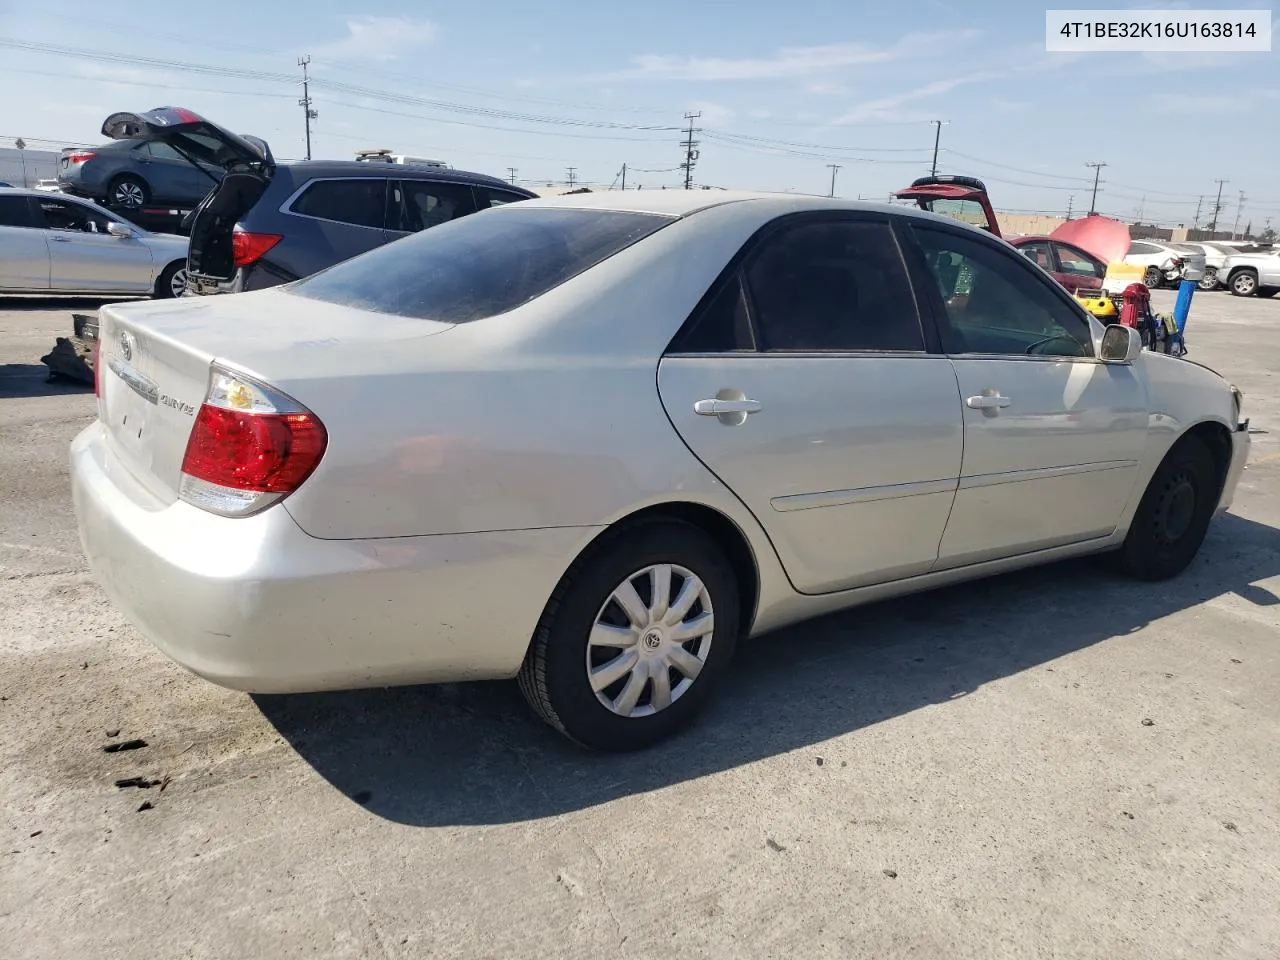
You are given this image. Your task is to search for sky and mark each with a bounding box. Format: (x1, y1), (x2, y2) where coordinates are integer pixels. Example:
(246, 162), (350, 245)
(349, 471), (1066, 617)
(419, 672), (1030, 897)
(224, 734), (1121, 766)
(0, 0), (1277, 229)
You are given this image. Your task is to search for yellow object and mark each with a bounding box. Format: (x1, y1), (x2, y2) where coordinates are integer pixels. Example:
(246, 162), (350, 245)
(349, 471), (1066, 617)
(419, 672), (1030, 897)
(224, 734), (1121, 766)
(1102, 260), (1145, 293)
(1074, 293), (1118, 318)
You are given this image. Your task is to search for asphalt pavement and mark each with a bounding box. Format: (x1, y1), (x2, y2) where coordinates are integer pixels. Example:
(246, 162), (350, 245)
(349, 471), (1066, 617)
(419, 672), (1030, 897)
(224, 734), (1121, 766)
(2, 289), (1278, 959)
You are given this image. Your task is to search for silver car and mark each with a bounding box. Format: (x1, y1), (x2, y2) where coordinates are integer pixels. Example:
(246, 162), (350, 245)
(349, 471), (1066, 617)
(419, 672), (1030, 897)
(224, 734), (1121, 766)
(1219, 248), (1280, 298)
(0, 188), (188, 298)
(70, 192), (1250, 751)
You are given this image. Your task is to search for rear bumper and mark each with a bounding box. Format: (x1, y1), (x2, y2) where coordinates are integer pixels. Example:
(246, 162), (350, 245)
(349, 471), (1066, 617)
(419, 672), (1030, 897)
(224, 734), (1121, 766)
(1215, 421), (1250, 517)
(187, 261), (295, 296)
(70, 423), (595, 693)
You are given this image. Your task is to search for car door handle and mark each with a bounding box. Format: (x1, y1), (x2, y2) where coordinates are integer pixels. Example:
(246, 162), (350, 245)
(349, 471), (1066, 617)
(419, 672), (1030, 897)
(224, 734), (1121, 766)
(50, 236), (72, 243)
(966, 394), (1011, 409)
(694, 398), (762, 416)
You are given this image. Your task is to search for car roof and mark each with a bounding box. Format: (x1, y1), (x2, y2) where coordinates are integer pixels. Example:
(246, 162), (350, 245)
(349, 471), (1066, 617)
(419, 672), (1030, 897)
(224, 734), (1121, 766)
(512, 189), (976, 224)
(276, 160), (526, 191)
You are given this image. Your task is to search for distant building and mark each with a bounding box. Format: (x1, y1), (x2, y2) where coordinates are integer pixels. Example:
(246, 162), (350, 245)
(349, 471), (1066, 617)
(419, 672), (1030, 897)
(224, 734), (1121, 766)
(0, 146), (60, 187)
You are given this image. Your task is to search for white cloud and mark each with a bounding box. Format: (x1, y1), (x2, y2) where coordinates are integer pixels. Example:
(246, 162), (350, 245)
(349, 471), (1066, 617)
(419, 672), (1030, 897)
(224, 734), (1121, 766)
(830, 71), (1001, 124)
(601, 30), (980, 82)
(312, 16), (437, 63)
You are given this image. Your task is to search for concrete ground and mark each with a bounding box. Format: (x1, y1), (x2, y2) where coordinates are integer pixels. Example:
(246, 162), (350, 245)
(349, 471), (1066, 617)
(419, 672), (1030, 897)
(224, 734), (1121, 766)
(2, 289), (1278, 960)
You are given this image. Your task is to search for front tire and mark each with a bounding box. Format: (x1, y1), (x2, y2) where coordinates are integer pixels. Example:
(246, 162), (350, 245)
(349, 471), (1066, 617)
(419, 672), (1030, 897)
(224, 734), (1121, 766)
(154, 260), (187, 299)
(1197, 268), (1218, 292)
(108, 174), (149, 209)
(1229, 269), (1258, 297)
(1119, 436), (1220, 581)
(518, 520), (740, 751)
(1143, 266), (1163, 289)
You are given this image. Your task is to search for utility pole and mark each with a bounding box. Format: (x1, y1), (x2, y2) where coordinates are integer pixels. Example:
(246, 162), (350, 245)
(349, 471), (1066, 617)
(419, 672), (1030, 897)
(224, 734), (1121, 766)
(1192, 195), (1203, 230)
(680, 112), (701, 190)
(621, 163), (626, 191)
(1232, 190), (1246, 239)
(14, 138), (27, 187)
(1208, 178), (1228, 235)
(1066, 195), (1074, 219)
(1085, 161), (1107, 215)
(507, 167), (518, 185)
(1134, 195), (1146, 223)
(565, 167), (577, 189)
(826, 163), (841, 198)
(297, 55), (317, 161)
(929, 120), (949, 177)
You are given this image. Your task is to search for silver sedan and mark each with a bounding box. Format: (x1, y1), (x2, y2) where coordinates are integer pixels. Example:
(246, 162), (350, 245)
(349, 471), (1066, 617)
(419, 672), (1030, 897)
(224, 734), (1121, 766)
(0, 187), (188, 298)
(70, 191), (1250, 751)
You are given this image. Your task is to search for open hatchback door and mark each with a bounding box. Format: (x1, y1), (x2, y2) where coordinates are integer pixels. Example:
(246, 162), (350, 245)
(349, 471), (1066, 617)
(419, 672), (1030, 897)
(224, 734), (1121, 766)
(893, 175), (1001, 238)
(101, 108), (275, 293)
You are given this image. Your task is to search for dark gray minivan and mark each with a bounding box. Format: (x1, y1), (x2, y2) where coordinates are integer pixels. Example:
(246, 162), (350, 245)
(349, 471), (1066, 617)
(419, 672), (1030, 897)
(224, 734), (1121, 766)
(100, 108), (537, 296)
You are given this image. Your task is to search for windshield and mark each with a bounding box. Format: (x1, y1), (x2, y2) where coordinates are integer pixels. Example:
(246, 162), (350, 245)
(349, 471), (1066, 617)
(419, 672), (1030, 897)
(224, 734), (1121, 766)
(290, 207), (673, 323)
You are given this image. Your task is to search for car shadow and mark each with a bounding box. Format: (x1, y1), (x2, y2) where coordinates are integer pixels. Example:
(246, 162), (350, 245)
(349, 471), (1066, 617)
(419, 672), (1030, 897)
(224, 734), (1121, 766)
(254, 513), (1280, 827)
(0, 296), (136, 310)
(0, 363), (93, 398)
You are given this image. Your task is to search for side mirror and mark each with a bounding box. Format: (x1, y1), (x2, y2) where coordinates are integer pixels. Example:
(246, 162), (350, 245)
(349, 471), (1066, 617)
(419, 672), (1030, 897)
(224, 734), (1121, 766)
(106, 221), (134, 239)
(1100, 324), (1142, 363)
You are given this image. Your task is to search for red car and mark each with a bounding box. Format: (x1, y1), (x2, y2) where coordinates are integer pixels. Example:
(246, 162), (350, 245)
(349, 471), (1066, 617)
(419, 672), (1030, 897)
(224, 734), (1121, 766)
(1006, 236), (1107, 294)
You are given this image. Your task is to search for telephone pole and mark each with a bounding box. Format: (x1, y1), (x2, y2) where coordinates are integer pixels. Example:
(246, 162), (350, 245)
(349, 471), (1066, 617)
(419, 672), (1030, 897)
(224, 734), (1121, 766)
(1208, 178), (1228, 234)
(297, 55), (317, 161)
(826, 163), (841, 198)
(1232, 190), (1246, 239)
(929, 120), (949, 177)
(1085, 161), (1107, 215)
(565, 167), (577, 189)
(507, 167), (518, 185)
(1192, 195), (1203, 230)
(1066, 195), (1074, 219)
(680, 112), (701, 190)
(621, 163), (627, 190)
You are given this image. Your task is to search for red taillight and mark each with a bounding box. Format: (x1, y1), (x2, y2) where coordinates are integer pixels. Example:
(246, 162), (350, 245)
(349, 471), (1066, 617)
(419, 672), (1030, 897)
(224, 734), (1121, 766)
(91, 338), (102, 397)
(181, 406), (326, 493)
(66, 151), (96, 164)
(231, 228), (283, 268)
(178, 367), (326, 517)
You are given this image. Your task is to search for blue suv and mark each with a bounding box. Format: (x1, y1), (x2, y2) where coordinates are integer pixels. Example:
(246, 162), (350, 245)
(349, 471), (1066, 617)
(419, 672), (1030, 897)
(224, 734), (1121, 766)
(100, 108), (537, 296)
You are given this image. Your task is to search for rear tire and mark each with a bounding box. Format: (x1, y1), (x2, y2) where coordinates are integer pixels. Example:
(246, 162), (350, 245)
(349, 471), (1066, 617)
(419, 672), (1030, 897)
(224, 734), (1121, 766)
(1119, 435), (1220, 581)
(518, 520), (739, 751)
(1229, 269), (1258, 297)
(1143, 266), (1162, 289)
(154, 260), (187, 299)
(108, 174), (149, 209)
(1197, 268), (1218, 292)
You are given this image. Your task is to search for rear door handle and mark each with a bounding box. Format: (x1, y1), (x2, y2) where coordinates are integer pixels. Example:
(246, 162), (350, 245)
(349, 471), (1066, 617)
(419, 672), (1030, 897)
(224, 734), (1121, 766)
(966, 394), (1011, 409)
(50, 236), (72, 243)
(694, 398), (762, 416)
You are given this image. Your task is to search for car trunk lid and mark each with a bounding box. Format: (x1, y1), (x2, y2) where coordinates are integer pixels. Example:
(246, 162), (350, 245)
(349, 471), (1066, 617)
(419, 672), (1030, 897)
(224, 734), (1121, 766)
(95, 290), (452, 506)
(893, 175), (1002, 238)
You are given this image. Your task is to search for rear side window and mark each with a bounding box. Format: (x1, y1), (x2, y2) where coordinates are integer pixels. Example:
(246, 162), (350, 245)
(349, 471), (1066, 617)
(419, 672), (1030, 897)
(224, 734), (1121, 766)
(290, 208), (672, 323)
(0, 195), (38, 228)
(743, 219), (925, 352)
(289, 179), (387, 230)
(388, 180), (478, 232)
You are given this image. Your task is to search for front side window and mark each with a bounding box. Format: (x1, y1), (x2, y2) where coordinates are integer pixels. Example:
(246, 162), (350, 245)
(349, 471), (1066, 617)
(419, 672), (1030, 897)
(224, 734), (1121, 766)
(914, 225), (1094, 358)
(36, 198), (113, 234)
(290, 179), (387, 230)
(290, 207), (672, 323)
(742, 219), (925, 352)
(1054, 243), (1103, 279)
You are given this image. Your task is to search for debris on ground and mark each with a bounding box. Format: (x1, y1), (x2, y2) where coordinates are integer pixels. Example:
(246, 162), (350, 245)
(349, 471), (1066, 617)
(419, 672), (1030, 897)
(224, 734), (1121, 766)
(105, 728), (120, 738)
(114, 777), (161, 790)
(765, 838), (785, 852)
(883, 869), (898, 879)
(1141, 718), (1155, 727)
(137, 801), (154, 812)
(103, 738), (147, 753)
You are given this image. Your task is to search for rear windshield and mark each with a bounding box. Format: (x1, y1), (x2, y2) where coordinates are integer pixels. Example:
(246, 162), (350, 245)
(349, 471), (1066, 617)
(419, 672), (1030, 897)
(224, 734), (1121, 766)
(289, 207), (673, 323)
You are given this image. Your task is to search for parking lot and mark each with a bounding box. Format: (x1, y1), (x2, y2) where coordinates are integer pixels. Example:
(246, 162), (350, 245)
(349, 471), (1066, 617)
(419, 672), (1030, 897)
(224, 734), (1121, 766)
(2, 290), (1279, 958)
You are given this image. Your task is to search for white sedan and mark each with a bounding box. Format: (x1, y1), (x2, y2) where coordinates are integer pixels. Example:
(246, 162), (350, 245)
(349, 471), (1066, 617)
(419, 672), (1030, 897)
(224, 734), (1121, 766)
(70, 191), (1250, 751)
(0, 187), (188, 298)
